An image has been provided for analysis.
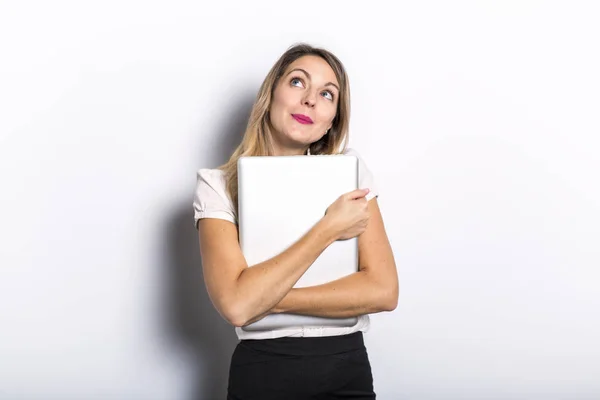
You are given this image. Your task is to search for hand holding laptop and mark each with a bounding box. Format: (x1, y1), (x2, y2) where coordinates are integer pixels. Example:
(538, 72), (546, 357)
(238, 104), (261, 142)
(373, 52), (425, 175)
(238, 154), (363, 331)
(323, 188), (371, 241)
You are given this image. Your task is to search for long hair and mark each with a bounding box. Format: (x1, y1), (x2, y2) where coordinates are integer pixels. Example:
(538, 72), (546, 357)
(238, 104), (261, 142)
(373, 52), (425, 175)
(218, 43), (352, 215)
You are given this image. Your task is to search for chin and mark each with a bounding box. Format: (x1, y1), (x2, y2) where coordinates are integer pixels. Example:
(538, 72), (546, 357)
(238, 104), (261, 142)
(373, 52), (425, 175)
(285, 130), (315, 144)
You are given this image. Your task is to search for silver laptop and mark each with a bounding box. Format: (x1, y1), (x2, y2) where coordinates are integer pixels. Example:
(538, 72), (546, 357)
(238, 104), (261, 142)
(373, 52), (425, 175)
(237, 154), (359, 332)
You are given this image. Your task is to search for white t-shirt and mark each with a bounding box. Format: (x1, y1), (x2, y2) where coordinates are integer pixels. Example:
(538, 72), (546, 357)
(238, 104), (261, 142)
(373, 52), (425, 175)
(193, 147), (379, 340)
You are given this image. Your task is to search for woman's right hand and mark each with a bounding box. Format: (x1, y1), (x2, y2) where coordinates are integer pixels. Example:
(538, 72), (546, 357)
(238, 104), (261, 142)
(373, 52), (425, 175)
(323, 188), (371, 240)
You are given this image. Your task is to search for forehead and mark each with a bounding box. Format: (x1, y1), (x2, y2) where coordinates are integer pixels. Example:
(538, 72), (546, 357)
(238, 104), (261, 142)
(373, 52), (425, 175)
(285, 55), (339, 85)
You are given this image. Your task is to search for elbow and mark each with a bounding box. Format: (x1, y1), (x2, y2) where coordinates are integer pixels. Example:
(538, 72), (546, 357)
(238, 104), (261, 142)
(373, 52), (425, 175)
(214, 289), (263, 327)
(363, 266), (398, 313)
(224, 312), (246, 328)
(382, 293), (398, 312)
(223, 310), (248, 328)
(224, 307), (253, 328)
(378, 284), (399, 312)
(218, 300), (250, 328)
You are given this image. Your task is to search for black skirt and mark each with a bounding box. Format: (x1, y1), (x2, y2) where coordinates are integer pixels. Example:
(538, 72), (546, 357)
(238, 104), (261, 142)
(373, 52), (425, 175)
(227, 331), (376, 400)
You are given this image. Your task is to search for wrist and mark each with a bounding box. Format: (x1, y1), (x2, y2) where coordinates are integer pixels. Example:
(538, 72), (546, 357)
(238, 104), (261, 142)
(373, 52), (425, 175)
(315, 216), (339, 246)
(273, 289), (296, 314)
(271, 303), (285, 314)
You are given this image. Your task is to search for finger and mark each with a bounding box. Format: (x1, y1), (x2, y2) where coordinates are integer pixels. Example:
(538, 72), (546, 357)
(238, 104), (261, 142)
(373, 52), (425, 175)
(346, 188), (370, 200)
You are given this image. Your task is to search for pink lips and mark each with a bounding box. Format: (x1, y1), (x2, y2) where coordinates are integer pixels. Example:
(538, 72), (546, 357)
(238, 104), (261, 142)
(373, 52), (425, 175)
(291, 114), (313, 124)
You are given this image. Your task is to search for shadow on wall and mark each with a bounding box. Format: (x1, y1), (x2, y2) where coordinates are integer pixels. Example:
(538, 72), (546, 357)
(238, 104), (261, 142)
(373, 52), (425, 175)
(165, 95), (255, 400)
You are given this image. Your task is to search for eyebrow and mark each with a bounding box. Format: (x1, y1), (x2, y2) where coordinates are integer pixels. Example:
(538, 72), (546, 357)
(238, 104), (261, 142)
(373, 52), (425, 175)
(286, 68), (340, 92)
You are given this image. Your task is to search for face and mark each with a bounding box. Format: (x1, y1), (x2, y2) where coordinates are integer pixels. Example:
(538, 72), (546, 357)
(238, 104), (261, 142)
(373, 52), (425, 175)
(269, 55), (340, 155)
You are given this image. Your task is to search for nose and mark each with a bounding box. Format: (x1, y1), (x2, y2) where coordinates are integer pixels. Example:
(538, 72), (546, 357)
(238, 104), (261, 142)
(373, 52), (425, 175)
(302, 90), (317, 107)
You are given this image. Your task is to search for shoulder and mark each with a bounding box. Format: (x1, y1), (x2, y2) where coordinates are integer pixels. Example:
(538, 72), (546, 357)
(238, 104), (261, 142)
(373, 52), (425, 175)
(341, 147), (370, 163)
(193, 168), (237, 227)
(341, 147), (359, 156)
(196, 167), (231, 202)
(341, 147), (379, 200)
(197, 167), (226, 187)
(341, 147), (373, 171)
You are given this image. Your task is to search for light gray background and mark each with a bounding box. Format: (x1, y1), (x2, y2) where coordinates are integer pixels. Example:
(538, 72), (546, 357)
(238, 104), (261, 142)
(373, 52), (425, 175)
(1, 1), (599, 399)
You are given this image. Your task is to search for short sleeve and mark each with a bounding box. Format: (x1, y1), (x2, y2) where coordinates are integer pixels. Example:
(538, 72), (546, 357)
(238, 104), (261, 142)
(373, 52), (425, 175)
(193, 168), (237, 229)
(343, 148), (379, 201)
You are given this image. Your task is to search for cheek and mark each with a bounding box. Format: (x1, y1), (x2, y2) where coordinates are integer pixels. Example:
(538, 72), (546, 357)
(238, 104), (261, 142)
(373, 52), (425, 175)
(317, 106), (337, 126)
(270, 91), (284, 113)
(270, 92), (295, 131)
(273, 86), (296, 110)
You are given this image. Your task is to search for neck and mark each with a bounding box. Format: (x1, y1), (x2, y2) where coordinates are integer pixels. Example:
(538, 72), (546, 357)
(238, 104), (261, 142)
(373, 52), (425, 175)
(270, 140), (309, 156)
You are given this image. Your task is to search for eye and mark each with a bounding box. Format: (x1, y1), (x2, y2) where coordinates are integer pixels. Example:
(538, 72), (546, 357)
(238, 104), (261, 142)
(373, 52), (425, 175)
(321, 90), (334, 101)
(290, 77), (304, 88)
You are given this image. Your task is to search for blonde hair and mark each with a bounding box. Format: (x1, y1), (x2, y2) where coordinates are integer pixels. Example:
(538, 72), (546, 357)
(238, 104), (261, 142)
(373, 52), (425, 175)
(218, 43), (352, 214)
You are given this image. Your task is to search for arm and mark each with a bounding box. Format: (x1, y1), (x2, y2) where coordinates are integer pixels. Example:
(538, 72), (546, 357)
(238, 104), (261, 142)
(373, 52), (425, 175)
(272, 198), (398, 318)
(198, 216), (338, 327)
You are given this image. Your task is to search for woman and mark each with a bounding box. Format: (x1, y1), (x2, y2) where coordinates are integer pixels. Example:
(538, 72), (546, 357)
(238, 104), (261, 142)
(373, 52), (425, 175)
(193, 43), (398, 399)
